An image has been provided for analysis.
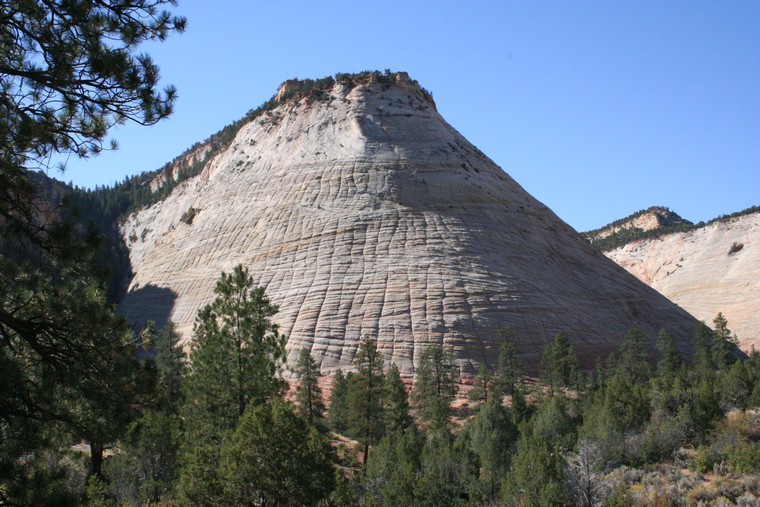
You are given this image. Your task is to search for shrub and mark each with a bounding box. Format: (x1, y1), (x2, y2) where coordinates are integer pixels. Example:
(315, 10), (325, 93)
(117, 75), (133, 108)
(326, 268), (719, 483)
(180, 207), (198, 225)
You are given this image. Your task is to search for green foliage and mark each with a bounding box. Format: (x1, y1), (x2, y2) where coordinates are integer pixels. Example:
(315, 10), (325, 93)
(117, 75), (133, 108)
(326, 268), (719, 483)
(615, 328), (652, 385)
(413, 429), (476, 507)
(656, 328), (683, 377)
(220, 401), (336, 506)
(347, 336), (386, 464)
(1, 1), (185, 172)
(712, 312), (739, 370)
(494, 326), (524, 397)
(383, 363), (413, 433)
(362, 428), (424, 506)
(183, 264), (285, 435)
(328, 368), (350, 433)
(468, 362), (495, 405)
(460, 399), (519, 502)
(501, 423), (568, 506)
(105, 409), (182, 505)
(153, 321), (186, 415)
(540, 332), (579, 396)
(179, 206), (199, 225)
(294, 349), (326, 426)
(178, 265), (285, 501)
(413, 344), (459, 428)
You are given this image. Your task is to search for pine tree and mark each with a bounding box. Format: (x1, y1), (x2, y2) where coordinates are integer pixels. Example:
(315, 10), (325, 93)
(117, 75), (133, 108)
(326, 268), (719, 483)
(494, 327), (524, 397)
(219, 401), (336, 506)
(656, 328), (682, 377)
(462, 399), (518, 501)
(413, 344), (459, 429)
(469, 362), (494, 405)
(179, 265), (285, 503)
(541, 332), (579, 396)
(383, 363), (412, 434)
(347, 336), (386, 465)
(154, 321), (186, 415)
(617, 328), (652, 385)
(712, 313), (737, 370)
(328, 369), (350, 433)
(693, 321), (715, 374)
(294, 349), (325, 426)
(183, 265), (285, 433)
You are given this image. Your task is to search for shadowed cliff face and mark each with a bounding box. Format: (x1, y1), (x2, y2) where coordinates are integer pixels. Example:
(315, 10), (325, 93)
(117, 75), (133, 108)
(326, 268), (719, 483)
(117, 75), (698, 376)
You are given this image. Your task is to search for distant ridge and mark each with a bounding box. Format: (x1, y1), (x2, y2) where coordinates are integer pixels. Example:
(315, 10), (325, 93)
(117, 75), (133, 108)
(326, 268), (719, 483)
(584, 205), (760, 251)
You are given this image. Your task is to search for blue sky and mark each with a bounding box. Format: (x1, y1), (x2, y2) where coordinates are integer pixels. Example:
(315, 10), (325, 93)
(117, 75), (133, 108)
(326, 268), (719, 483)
(59, 1), (759, 232)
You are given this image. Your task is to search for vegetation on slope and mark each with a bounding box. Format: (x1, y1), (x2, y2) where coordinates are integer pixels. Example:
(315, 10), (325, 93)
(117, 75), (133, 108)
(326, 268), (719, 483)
(585, 205), (760, 252)
(15, 267), (758, 505)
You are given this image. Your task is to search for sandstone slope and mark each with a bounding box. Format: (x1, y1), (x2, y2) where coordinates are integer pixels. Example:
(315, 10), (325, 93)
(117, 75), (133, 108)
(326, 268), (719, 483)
(117, 73), (698, 375)
(605, 211), (760, 352)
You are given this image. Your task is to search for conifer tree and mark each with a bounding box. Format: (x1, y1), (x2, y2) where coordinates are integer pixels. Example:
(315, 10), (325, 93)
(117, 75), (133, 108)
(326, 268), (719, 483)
(154, 321), (186, 415)
(220, 401), (336, 506)
(469, 362), (495, 405)
(294, 349), (325, 426)
(495, 327), (524, 397)
(383, 363), (412, 434)
(712, 313), (737, 370)
(183, 265), (285, 432)
(328, 369), (350, 433)
(656, 328), (683, 377)
(541, 332), (578, 396)
(179, 265), (285, 503)
(347, 336), (386, 465)
(617, 328), (652, 385)
(413, 344), (459, 428)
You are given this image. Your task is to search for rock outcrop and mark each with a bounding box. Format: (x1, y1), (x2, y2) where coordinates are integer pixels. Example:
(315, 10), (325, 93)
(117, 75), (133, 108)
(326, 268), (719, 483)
(117, 73), (698, 375)
(605, 210), (760, 352)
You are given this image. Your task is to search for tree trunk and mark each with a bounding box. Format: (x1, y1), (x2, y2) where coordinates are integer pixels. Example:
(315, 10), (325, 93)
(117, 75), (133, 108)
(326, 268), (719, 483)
(90, 440), (104, 479)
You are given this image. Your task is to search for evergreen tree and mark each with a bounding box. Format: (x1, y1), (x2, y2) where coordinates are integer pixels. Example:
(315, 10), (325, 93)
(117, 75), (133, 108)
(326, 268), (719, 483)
(413, 344), (459, 428)
(461, 399), (519, 502)
(541, 332), (579, 396)
(347, 336), (386, 465)
(656, 328), (682, 377)
(617, 328), (652, 385)
(219, 401), (336, 506)
(383, 363), (413, 434)
(414, 428), (475, 506)
(692, 321), (715, 374)
(469, 362), (495, 405)
(154, 321), (186, 415)
(494, 326), (524, 398)
(183, 265), (285, 433)
(328, 369), (350, 433)
(362, 427), (424, 506)
(179, 265), (285, 502)
(712, 313), (737, 370)
(293, 349), (325, 426)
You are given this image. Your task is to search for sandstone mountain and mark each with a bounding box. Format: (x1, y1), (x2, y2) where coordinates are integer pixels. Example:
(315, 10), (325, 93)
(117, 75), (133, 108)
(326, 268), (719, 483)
(116, 72), (699, 375)
(601, 208), (759, 352)
(584, 206), (692, 251)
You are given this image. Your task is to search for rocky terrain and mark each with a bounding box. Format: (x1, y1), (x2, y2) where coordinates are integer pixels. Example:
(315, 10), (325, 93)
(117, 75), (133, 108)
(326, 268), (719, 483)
(603, 209), (759, 352)
(116, 72), (698, 375)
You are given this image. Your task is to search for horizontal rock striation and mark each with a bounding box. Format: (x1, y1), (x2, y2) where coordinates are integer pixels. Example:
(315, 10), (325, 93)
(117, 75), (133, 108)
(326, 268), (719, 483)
(118, 74), (698, 375)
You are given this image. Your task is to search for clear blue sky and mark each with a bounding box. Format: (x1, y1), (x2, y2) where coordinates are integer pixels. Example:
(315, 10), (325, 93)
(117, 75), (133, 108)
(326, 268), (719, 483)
(59, 1), (759, 232)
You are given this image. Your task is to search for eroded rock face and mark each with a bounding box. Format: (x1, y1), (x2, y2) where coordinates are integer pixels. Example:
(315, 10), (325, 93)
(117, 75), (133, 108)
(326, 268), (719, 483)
(606, 212), (760, 352)
(118, 75), (698, 375)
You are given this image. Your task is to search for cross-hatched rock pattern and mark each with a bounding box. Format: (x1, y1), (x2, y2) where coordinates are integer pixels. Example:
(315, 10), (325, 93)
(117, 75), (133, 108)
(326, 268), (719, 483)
(118, 74), (698, 375)
(606, 211), (760, 352)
